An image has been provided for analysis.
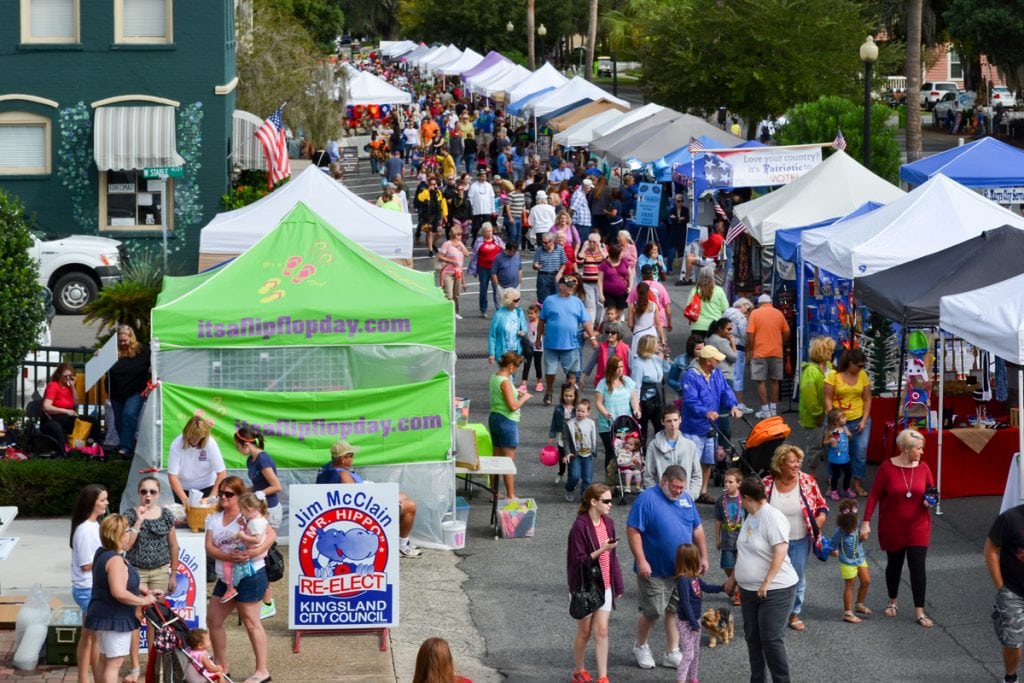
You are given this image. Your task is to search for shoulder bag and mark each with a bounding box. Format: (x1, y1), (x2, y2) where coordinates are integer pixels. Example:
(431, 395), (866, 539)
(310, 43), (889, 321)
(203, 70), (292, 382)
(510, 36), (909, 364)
(683, 293), (702, 323)
(265, 541), (285, 582)
(569, 529), (605, 619)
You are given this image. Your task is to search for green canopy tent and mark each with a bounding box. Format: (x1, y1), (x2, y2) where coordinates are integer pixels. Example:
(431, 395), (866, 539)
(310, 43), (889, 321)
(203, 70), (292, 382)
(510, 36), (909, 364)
(128, 203), (458, 545)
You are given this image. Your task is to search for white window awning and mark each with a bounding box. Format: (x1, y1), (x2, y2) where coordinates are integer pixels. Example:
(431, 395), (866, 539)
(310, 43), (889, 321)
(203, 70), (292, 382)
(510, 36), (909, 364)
(232, 109), (267, 171)
(93, 105), (184, 171)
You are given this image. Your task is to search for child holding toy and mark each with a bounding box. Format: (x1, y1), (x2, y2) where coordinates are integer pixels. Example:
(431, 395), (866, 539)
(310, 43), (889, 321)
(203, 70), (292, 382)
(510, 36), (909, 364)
(830, 498), (871, 623)
(714, 468), (745, 606)
(548, 383), (578, 485)
(824, 407), (854, 500)
(674, 543), (725, 682)
(219, 492), (268, 603)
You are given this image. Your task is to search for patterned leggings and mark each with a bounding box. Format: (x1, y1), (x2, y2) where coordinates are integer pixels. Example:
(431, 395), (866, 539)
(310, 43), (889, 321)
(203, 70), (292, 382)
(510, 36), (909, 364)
(674, 616), (701, 681)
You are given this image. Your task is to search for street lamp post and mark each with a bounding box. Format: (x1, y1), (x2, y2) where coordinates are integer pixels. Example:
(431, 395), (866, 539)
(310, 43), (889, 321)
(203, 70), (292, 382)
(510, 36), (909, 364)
(506, 21), (514, 52)
(537, 24), (547, 64)
(860, 35), (879, 170)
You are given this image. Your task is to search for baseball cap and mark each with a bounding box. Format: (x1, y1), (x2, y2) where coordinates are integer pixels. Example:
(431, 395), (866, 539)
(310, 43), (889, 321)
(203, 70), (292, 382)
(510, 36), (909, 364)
(583, 179), (594, 188)
(536, 190), (548, 200)
(757, 294), (772, 304)
(699, 345), (726, 361)
(330, 439), (361, 459)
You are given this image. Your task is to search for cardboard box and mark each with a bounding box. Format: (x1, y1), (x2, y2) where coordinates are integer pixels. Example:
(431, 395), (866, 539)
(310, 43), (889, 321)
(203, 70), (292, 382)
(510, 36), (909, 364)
(0, 595), (64, 629)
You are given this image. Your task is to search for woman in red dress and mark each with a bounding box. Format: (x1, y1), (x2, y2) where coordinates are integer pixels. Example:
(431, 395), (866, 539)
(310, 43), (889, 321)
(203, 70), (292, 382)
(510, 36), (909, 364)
(860, 428), (937, 628)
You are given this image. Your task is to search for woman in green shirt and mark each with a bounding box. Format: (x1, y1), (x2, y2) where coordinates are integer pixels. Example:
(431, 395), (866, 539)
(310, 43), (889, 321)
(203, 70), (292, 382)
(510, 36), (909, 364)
(489, 351), (533, 499)
(798, 336), (836, 475)
(691, 265), (729, 339)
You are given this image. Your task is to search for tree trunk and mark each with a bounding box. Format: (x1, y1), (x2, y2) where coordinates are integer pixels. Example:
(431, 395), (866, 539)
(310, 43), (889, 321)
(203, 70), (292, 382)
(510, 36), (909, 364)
(905, 0), (923, 163)
(527, 0), (536, 70)
(585, 0), (598, 81)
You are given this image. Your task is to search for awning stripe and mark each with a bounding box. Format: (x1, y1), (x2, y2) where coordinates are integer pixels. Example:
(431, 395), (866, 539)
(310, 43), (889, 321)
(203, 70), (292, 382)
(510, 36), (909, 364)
(93, 105), (184, 171)
(232, 109), (267, 171)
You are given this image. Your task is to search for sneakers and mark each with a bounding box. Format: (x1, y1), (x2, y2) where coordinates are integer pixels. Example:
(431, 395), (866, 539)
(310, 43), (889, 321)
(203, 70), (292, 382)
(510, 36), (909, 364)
(595, 678), (608, 683)
(554, 474), (562, 484)
(844, 488), (857, 499)
(535, 382), (544, 392)
(753, 407), (773, 419)
(662, 649), (683, 668)
(564, 489), (575, 502)
(571, 671), (593, 683)
(480, 312), (488, 319)
(399, 543), (422, 558)
(219, 588), (238, 604)
(736, 403), (754, 415)
(633, 643), (656, 669)
(518, 383), (528, 394)
(259, 599), (276, 620)
(830, 490), (840, 501)
(455, 314), (464, 320)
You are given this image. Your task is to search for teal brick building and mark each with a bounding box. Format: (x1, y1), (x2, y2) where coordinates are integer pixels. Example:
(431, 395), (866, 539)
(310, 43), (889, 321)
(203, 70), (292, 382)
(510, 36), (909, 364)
(0, 0), (238, 272)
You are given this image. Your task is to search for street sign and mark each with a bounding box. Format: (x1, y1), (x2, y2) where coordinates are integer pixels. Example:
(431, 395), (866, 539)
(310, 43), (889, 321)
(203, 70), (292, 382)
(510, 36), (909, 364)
(142, 166), (184, 179)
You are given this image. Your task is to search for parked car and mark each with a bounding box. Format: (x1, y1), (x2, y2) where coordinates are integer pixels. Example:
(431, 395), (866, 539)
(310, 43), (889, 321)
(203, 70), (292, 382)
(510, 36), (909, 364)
(992, 86), (1017, 109)
(920, 81), (959, 110)
(932, 90), (977, 126)
(29, 232), (122, 314)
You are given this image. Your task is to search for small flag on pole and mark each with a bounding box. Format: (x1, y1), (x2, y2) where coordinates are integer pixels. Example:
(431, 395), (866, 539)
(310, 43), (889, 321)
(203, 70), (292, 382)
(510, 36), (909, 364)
(725, 217), (748, 245)
(714, 198), (728, 220)
(255, 103), (291, 189)
(688, 136), (705, 155)
(831, 129), (847, 152)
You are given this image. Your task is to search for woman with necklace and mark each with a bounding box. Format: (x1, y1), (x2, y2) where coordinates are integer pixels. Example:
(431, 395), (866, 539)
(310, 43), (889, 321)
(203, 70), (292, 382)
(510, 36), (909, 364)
(566, 484), (623, 683)
(762, 444), (828, 632)
(860, 428), (936, 628)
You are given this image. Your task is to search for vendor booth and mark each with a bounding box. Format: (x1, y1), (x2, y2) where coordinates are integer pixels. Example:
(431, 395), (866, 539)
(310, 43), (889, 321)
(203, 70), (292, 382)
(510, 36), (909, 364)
(900, 136), (1024, 189)
(523, 77), (629, 118)
(346, 71), (413, 107)
(546, 101), (628, 133)
(505, 63), (569, 113)
(130, 204), (457, 546)
(460, 51), (510, 81)
(198, 166), (413, 270)
(590, 103), (664, 140)
(589, 108), (680, 157)
(603, 114), (743, 165)
(552, 109), (625, 147)
(438, 48), (483, 77)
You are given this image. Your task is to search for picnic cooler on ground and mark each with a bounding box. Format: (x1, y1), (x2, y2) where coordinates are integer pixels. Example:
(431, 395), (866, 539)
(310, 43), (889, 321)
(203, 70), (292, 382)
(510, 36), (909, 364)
(45, 607), (82, 665)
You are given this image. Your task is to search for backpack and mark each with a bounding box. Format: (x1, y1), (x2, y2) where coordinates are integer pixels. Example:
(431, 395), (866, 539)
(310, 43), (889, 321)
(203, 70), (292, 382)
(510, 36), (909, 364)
(315, 463), (341, 484)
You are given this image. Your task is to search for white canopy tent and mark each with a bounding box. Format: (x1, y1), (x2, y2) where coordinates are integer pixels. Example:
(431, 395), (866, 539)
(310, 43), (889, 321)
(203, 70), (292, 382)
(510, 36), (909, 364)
(940, 274), (1024, 510)
(346, 70), (412, 106)
(801, 173), (1024, 278)
(198, 166), (413, 270)
(478, 64), (532, 98)
(423, 45), (463, 74)
(736, 150), (904, 248)
(506, 63), (569, 105)
(589, 103), (664, 140)
(402, 44), (432, 62)
(523, 76), (630, 117)
(465, 60), (522, 94)
(553, 109), (627, 147)
(383, 40), (418, 58)
(411, 45), (446, 69)
(438, 48), (483, 76)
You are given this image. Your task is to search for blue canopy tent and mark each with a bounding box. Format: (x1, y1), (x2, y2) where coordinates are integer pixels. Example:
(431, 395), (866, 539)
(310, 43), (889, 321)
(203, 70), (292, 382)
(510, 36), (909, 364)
(506, 86), (557, 116)
(900, 137), (1024, 188)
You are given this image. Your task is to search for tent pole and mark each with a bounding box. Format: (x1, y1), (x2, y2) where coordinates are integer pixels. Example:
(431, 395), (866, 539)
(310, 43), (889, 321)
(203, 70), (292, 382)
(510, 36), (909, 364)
(936, 328), (944, 515)
(795, 258), (805, 401)
(690, 153), (697, 261)
(893, 326), (907, 424)
(1018, 368), (1024, 505)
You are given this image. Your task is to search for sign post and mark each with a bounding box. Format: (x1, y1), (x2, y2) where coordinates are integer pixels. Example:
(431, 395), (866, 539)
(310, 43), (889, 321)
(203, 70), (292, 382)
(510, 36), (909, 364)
(143, 167), (182, 273)
(288, 483), (400, 652)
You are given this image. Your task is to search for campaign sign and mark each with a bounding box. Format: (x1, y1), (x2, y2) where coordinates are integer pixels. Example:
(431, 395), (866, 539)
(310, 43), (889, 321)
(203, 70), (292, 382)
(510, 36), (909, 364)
(288, 483), (400, 630)
(140, 533), (206, 652)
(635, 183), (662, 227)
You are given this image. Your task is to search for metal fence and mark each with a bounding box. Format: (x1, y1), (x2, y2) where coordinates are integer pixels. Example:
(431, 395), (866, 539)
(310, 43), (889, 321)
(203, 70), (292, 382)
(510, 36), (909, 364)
(2, 346), (96, 411)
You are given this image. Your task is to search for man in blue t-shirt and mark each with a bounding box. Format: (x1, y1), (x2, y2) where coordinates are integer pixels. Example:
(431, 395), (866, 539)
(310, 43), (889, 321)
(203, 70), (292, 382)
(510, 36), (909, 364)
(536, 276), (599, 405)
(626, 464), (708, 670)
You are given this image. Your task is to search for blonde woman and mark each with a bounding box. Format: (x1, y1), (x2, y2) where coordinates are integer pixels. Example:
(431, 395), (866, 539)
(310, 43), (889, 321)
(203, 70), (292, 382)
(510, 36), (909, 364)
(107, 325), (151, 457)
(167, 415), (226, 507)
(437, 224), (471, 320)
(799, 336), (836, 473)
(689, 265), (729, 338)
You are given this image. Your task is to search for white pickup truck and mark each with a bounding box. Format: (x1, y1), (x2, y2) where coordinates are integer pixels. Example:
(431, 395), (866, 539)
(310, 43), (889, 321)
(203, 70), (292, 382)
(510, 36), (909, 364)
(29, 233), (122, 314)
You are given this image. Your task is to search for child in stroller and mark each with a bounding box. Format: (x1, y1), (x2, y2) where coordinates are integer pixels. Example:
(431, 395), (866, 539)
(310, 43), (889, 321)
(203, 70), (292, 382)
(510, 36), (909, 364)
(608, 415), (646, 501)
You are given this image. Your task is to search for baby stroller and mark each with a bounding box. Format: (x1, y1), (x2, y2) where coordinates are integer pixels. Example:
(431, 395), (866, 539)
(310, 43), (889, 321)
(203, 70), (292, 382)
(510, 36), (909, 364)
(609, 415), (646, 503)
(710, 415), (792, 479)
(143, 602), (234, 683)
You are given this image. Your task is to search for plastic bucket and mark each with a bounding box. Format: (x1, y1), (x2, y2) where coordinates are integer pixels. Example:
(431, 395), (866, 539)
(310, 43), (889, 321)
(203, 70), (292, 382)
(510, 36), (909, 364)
(442, 520), (466, 549)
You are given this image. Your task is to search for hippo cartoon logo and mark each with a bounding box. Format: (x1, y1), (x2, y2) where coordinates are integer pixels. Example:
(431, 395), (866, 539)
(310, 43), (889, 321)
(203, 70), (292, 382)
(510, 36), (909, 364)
(314, 527), (379, 577)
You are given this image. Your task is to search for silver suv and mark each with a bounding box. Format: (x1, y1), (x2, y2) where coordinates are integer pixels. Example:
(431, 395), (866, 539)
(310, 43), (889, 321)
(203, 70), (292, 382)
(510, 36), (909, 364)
(919, 81), (959, 110)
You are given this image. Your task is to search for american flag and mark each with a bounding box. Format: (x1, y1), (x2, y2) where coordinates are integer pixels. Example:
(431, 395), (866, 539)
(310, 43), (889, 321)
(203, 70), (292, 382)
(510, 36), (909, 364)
(725, 216), (748, 245)
(671, 162), (690, 188)
(713, 197), (728, 220)
(256, 104), (291, 189)
(831, 129), (847, 152)
(688, 137), (704, 155)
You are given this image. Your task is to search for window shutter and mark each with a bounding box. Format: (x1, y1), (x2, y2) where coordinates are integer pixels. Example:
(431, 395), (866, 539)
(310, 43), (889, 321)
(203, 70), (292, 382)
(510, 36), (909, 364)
(123, 0), (167, 38)
(0, 125), (46, 169)
(30, 0), (74, 39)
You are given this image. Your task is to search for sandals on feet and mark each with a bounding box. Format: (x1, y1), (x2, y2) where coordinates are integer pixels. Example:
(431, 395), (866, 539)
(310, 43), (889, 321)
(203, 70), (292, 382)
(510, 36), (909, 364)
(843, 610), (862, 624)
(123, 668), (141, 683)
(884, 603), (898, 617)
(916, 614), (935, 629)
(855, 603), (872, 615)
(543, 393), (552, 406)
(788, 614), (806, 631)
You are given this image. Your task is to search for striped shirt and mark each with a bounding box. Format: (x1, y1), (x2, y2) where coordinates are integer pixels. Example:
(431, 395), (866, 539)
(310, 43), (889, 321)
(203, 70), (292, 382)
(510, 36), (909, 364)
(533, 246), (567, 273)
(507, 191), (526, 217)
(578, 248), (605, 283)
(570, 188), (592, 227)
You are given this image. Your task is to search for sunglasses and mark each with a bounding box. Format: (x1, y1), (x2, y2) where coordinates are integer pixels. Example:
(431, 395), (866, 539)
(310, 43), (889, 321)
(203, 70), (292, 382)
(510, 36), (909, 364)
(599, 498), (613, 504)
(139, 489), (158, 495)
(218, 491), (236, 499)
(513, 298), (521, 303)
(62, 373), (74, 378)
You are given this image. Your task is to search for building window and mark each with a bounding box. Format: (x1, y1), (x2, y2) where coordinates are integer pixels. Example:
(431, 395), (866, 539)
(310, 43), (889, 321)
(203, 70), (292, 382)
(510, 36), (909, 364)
(949, 49), (963, 81)
(0, 112), (51, 175)
(20, 0), (79, 44)
(115, 0), (173, 44)
(100, 170), (173, 231)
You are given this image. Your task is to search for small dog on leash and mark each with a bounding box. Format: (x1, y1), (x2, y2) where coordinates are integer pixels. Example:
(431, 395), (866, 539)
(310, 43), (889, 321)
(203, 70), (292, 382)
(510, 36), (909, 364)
(701, 607), (735, 648)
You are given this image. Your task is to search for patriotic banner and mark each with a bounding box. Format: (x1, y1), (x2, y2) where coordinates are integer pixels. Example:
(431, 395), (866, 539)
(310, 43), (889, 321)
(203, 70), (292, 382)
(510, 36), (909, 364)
(703, 145), (823, 189)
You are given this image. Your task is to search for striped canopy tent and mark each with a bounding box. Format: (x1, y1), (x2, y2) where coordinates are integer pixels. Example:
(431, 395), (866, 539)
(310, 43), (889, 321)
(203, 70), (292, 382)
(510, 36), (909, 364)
(232, 110), (266, 171)
(93, 105), (184, 172)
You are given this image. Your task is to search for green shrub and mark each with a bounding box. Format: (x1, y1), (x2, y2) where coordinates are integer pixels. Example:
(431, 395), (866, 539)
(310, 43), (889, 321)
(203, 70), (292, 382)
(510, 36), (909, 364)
(0, 459), (130, 516)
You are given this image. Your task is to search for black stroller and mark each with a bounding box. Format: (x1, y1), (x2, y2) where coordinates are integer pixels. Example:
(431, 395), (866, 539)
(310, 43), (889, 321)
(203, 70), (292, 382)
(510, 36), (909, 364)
(709, 415), (792, 480)
(143, 602), (234, 682)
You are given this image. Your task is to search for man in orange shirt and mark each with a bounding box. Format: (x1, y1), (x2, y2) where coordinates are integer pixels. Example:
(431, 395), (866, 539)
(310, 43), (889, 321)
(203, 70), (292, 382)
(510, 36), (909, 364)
(419, 114), (440, 149)
(746, 294), (790, 419)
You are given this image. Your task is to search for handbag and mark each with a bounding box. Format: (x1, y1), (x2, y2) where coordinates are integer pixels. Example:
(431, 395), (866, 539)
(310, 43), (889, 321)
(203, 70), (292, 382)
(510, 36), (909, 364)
(683, 293), (702, 323)
(68, 418), (92, 446)
(569, 531), (605, 620)
(264, 541), (285, 582)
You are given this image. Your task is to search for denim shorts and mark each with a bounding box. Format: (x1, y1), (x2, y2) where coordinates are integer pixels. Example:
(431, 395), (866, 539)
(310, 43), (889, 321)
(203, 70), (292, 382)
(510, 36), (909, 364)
(720, 549), (737, 570)
(543, 348), (581, 376)
(993, 586), (1024, 648)
(684, 433), (717, 465)
(212, 568), (268, 603)
(488, 411), (520, 448)
(72, 586), (92, 614)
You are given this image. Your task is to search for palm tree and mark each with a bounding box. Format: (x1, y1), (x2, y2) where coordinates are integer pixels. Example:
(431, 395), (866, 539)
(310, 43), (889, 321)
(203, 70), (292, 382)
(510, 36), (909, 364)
(585, 0), (598, 81)
(528, 0), (536, 70)
(905, 0), (923, 162)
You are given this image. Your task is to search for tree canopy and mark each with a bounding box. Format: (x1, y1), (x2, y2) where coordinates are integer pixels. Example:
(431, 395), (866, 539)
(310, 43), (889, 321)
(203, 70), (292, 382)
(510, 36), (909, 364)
(945, 0), (1024, 94)
(606, 0), (876, 134)
(266, 0), (345, 53)
(0, 189), (46, 392)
